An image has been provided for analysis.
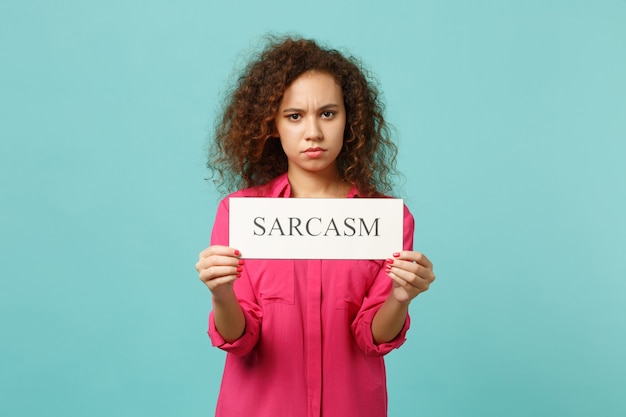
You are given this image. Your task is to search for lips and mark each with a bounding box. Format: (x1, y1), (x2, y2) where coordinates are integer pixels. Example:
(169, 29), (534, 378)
(303, 147), (325, 158)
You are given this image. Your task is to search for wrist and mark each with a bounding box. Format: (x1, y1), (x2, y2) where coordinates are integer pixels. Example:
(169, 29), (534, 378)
(386, 294), (411, 312)
(211, 286), (237, 304)
(388, 292), (412, 307)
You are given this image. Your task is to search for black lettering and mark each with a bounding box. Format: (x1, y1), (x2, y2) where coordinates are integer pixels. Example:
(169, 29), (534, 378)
(306, 217), (322, 236)
(359, 218), (380, 236)
(253, 217), (265, 236)
(324, 218), (340, 237)
(289, 217), (303, 236)
(343, 218), (356, 236)
(269, 218), (285, 236)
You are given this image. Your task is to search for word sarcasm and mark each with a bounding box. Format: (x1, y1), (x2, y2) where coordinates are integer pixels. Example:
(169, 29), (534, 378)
(253, 217), (381, 237)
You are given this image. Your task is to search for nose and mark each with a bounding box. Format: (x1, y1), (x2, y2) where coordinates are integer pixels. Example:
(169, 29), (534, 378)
(304, 116), (322, 141)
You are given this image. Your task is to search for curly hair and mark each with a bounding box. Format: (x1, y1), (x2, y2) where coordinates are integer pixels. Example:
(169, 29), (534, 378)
(208, 35), (398, 197)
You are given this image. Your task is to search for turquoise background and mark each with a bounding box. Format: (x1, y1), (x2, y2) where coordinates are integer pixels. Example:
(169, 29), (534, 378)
(1, 0), (625, 416)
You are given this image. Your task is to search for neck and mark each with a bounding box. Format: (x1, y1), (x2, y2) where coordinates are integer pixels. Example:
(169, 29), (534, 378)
(287, 168), (349, 198)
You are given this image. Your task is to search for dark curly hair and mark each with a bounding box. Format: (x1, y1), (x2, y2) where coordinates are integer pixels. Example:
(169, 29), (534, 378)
(208, 35), (398, 197)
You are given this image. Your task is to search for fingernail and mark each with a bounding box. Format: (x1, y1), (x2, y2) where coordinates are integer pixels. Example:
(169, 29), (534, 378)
(234, 249), (241, 256)
(236, 267), (243, 272)
(393, 252), (400, 257)
(238, 259), (245, 265)
(236, 273), (241, 278)
(386, 258), (395, 264)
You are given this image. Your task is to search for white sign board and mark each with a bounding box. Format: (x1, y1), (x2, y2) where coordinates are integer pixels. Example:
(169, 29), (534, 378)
(229, 197), (403, 259)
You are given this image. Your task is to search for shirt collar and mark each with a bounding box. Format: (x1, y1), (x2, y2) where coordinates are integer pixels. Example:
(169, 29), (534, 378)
(263, 172), (360, 198)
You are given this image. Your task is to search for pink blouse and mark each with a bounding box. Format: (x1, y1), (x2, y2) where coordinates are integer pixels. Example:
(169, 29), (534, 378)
(208, 173), (414, 417)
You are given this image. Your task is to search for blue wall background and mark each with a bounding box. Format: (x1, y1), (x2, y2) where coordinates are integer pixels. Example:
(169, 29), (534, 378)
(1, 1), (624, 416)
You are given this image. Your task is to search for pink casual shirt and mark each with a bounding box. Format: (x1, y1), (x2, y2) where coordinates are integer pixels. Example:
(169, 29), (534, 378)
(208, 173), (414, 417)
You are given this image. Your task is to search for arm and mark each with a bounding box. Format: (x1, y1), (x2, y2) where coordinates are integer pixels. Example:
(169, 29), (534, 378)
(196, 245), (245, 343)
(197, 197), (262, 354)
(371, 251), (435, 344)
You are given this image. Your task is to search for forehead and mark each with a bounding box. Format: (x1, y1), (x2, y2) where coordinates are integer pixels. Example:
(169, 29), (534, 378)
(280, 71), (343, 104)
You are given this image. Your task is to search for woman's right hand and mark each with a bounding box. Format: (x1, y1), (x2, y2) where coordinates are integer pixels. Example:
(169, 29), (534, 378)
(195, 245), (244, 299)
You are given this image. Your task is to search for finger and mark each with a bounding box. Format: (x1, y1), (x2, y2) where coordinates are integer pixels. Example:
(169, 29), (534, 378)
(393, 251), (433, 269)
(199, 265), (242, 283)
(388, 266), (430, 290)
(196, 255), (245, 272)
(387, 271), (412, 289)
(387, 272), (422, 297)
(204, 274), (239, 290)
(386, 257), (433, 286)
(199, 245), (241, 259)
(387, 256), (418, 274)
(391, 261), (435, 284)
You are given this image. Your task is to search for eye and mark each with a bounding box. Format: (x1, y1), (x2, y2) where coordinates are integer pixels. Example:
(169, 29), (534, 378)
(287, 113), (301, 121)
(321, 111), (335, 119)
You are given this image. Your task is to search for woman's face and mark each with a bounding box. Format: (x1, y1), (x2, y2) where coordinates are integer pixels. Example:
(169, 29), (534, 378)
(275, 71), (346, 179)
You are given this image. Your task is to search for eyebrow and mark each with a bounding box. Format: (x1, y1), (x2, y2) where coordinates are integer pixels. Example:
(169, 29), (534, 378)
(281, 104), (341, 113)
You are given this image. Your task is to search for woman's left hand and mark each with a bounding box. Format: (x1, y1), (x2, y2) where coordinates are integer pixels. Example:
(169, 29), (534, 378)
(385, 251), (435, 304)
